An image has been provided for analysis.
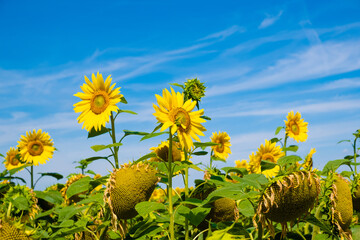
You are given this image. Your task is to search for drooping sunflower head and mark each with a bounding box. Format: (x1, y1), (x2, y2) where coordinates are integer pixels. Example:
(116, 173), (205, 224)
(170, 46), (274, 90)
(321, 173), (353, 239)
(1, 185), (40, 222)
(150, 141), (184, 162)
(0, 219), (30, 240)
(256, 170), (320, 237)
(183, 77), (206, 103)
(17, 129), (55, 166)
(210, 131), (232, 160)
(104, 163), (159, 221)
(208, 197), (239, 223)
(4, 147), (24, 171)
(74, 72), (123, 132)
(152, 87), (206, 150)
(284, 111), (308, 142)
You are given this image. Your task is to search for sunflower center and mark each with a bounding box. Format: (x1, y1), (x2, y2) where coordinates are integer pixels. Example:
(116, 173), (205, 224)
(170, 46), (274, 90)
(290, 121), (300, 135)
(9, 155), (20, 166)
(215, 141), (225, 153)
(91, 91), (110, 114)
(261, 153), (275, 162)
(173, 108), (191, 131)
(28, 141), (44, 156)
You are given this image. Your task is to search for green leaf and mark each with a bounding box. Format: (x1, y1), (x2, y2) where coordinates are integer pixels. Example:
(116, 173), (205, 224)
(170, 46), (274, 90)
(134, 152), (157, 164)
(192, 151), (208, 156)
(351, 225), (360, 240)
(211, 155), (226, 162)
(120, 96), (128, 104)
(321, 159), (351, 175)
(270, 137), (281, 143)
(35, 190), (63, 205)
(277, 155), (302, 167)
(91, 143), (123, 152)
(186, 207), (211, 226)
(66, 177), (91, 199)
(0, 176), (26, 184)
(194, 142), (218, 148)
(275, 126), (284, 135)
(238, 199), (254, 217)
(135, 201), (166, 217)
(170, 83), (184, 89)
(314, 234), (333, 240)
(9, 164), (31, 175)
(38, 172), (63, 180)
(283, 145), (299, 152)
(0, 153), (4, 158)
(12, 196), (29, 210)
(118, 109), (137, 115)
(239, 173), (268, 189)
(57, 205), (88, 222)
(305, 215), (332, 234)
(200, 115), (211, 120)
(140, 131), (168, 141)
(260, 160), (277, 171)
(341, 170), (354, 178)
(123, 130), (148, 136)
(87, 126), (110, 138)
(337, 139), (351, 144)
(53, 220), (74, 228)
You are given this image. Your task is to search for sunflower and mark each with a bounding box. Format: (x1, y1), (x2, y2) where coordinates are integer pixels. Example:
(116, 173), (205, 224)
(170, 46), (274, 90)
(150, 141), (184, 162)
(17, 130), (55, 166)
(73, 72), (123, 132)
(303, 148), (316, 170)
(256, 140), (284, 177)
(235, 160), (248, 169)
(284, 111), (308, 142)
(4, 147), (23, 170)
(153, 87), (206, 150)
(210, 131), (232, 160)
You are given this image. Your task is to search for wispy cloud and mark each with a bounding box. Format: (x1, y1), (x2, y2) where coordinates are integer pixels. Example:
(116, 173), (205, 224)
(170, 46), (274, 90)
(208, 39), (360, 96)
(258, 10), (283, 29)
(198, 25), (245, 41)
(305, 77), (360, 92)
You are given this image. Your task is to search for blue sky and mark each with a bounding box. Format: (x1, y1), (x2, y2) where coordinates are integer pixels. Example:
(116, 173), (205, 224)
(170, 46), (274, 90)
(1, 0), (360, 189)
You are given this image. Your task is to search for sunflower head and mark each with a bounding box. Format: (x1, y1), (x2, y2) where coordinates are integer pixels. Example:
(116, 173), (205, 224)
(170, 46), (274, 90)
(322, 173), (353, 239)
(284, 111), (308, 142)
(4, 147), (24, 171)
(208, 197), (239, 223)
(1, 185), (40, 222)
(74, 72), (123, 132)
(256, 170), (320, 237)
(17, 129), (55, 166)
(150, 141), (184, 162)
(210, 131), (232, 160)
(183, 78), (206, 103)
(150, 188), (166, 203)
(104, 163), (159, 220)
(153, 87), (206, 150)
(0, 219), (30, 240)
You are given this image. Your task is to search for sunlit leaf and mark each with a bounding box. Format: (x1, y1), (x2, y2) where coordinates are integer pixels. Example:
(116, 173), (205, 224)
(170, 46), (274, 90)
(275, 126), (284, 135)
(140, 132), (168, 141)
(87, 126), (110, 138)
(118, 109), (137, 115)
(135, 201), (166, 217)
(321, 159), (351, 175)
(277, 155), (302, 167)
(38, 172), (63, 180)
(91, 143), (123, 152)
(66, 177), (91, 199)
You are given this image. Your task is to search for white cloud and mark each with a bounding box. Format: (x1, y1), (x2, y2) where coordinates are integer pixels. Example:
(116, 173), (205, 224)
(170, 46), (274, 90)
(306, 78), (360, 92)
(207, 39), (360, 97)
(258, 11), (283, 29)
(198, 25), (246, 41)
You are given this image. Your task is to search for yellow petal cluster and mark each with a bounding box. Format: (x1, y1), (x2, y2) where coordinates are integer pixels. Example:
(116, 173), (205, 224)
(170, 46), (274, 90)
(284, 111), (308, 142)
(153, 87), (206, 150)
(210, 131), (232, 160)
(74, 72), (123, 132)
(17, 129), (55, 166)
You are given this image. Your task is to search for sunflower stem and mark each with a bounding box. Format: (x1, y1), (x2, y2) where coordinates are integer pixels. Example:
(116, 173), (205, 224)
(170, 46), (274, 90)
(184, 150), (189, 240)
(354, 136), (358, 175)
(283, 135), (288, 156)
(30, 165), (34, 189)
(110, 112), (119, 169)
(168, 130), (175, 240)
(209, 150), (213, 170)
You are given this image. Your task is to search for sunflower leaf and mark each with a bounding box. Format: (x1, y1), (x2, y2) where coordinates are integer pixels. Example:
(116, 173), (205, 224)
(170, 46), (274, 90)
(88, 126), (110, 138)
(140, 132), (169, 141)
(0, 176), (26, 184)
(11, 196), (30, 210)
(211, 155), (226, 162)
(123, 130), (148, 136)
(283, 145), (299, 152)
(118, 109), (137, 115)
(0, 153), (4, 158)
(134, 152), (157, 164)
(66, 177), (91, 199)
(9, 164), (31, 175)
(38, 172), (63, 180)
(238, 199), (255, 217)
(200, 115), (211, 120)
(337, 139), (351, 144)
(120, 96), (128, 104)
(275, 126), (284, 135)
(277, 155), (302, 167)
(91, 143), (123, 152)
(135, 202), (166, 217)
(194, 142), (218, 148)
(192, 151), (208, 156)
(321, 159), (351, 175)
(170, 83), (185, 89)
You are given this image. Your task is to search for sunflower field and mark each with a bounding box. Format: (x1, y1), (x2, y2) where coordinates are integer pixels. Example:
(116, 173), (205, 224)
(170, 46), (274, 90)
(1, 72), (360, 240)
